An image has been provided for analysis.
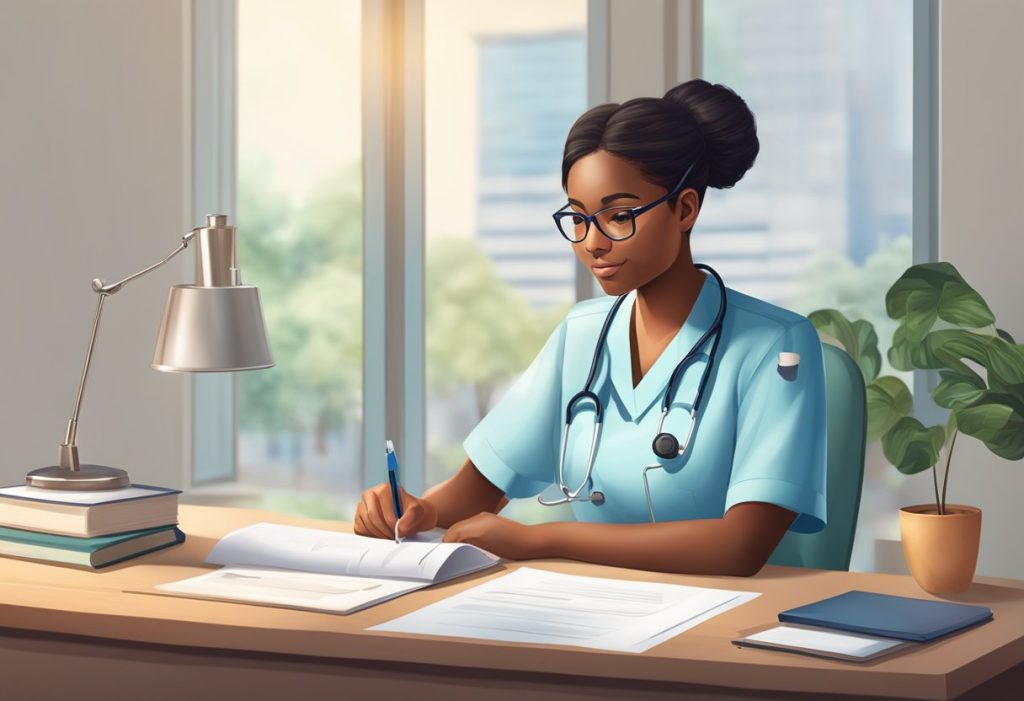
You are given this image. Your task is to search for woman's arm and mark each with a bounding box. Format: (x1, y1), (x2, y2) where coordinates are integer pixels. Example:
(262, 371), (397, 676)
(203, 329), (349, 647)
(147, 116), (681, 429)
(361, 457), (796, 577)
(443, 499), (797, 577)
(422, 458), (509, 527)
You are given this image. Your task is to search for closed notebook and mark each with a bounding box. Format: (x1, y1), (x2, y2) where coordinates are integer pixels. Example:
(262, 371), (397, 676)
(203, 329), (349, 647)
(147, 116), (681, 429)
(778, 590), (993, 642)
(0, 484), (180, 537)
(0, 524), (185, 569)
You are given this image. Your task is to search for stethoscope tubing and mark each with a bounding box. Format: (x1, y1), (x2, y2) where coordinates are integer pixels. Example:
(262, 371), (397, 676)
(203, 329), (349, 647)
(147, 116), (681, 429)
(542, 264), (728, 514)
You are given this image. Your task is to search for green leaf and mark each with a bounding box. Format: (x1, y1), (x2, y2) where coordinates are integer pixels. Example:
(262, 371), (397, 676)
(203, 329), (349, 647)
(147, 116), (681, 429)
(865, 376), (913, 443)
(910, 329), (989, 374)
(809, 309), (860, 357)
(852, 319), (882, 382)
(936, 280), (996, 328)
(886, 274), (933, 321)
(886, 263), (963, 317)
(996, 328), (1016, 344)
(808, 309), (881, 382)
(904, 289), (940, 343)
(955, 395), (1024, 460)
(933, 369), (987, 410)
(886, 262), (993, 343)
(888, 324), (915, 371)
(912, 331), (1024, 394)
(882, 416), (945, 475)
(985, 337), (1024, 389)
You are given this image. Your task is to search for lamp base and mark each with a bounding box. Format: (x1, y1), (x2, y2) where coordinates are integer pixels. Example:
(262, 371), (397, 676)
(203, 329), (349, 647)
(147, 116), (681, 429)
(26, 464), (130, 490)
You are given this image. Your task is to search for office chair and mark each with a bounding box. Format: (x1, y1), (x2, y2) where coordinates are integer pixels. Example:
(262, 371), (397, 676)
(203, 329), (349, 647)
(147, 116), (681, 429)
(767, 342), (867, 571)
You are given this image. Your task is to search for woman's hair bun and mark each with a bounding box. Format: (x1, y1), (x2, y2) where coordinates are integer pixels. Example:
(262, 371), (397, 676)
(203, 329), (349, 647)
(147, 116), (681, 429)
(663, 79), (759, 190)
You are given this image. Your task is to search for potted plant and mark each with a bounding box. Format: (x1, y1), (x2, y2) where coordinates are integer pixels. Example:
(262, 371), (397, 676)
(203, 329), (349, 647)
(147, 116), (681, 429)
(809, 262), (1023, 594)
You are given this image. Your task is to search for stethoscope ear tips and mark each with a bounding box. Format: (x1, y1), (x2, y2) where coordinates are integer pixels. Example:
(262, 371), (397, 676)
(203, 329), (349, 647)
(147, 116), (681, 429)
(652, 433), (680, 460)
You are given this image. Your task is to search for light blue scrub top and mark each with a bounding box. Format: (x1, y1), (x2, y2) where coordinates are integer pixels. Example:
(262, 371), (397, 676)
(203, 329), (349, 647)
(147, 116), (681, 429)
(463, 272), (828, 533)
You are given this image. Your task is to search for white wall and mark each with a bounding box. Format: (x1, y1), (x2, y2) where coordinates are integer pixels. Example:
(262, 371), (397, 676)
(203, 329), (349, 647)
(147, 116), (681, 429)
(901, 0), (1024, 580)
(0, 1), (190, 489)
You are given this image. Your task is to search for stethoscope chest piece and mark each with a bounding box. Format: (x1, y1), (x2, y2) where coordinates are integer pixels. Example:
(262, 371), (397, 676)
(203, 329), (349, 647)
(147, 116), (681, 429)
(652, 433), (680, 460)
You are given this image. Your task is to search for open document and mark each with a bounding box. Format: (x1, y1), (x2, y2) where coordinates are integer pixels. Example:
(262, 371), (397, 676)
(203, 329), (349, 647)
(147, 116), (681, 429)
(145, 522), (499, 615)
(369, 567), (760, 653)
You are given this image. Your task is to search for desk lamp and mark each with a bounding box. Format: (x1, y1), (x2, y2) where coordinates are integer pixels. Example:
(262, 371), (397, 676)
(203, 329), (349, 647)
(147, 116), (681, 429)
(26, 214), (273, 491)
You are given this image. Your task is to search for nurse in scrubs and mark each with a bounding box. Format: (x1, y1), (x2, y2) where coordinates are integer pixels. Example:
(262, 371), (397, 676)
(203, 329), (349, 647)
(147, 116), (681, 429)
(354, 78), (828, 577)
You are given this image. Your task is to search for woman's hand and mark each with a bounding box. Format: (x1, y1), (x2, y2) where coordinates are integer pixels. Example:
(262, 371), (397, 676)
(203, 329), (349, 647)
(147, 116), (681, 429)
(442, 512), (546, 560)
(354, 484), (438, 539)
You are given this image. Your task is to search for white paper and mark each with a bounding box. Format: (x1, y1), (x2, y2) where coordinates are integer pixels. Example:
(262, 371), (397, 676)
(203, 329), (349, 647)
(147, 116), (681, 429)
(369, 567), (760, 653)
(155, 566), (427, 614)
(205, 523), (497, 583)
(743, 625), (905, 658)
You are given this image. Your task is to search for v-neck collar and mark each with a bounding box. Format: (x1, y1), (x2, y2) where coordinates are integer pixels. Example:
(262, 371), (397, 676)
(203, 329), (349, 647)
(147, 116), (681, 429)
(609, 271), (719, 421)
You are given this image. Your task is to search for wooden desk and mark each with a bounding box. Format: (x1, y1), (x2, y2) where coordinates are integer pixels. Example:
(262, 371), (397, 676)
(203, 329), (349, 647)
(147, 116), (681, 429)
(0, 505), (1021, 701)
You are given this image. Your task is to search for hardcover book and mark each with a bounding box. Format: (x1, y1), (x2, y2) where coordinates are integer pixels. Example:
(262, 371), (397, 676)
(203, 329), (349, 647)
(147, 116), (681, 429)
(0, 484), (180, 537)
(0, 523), (185, 569)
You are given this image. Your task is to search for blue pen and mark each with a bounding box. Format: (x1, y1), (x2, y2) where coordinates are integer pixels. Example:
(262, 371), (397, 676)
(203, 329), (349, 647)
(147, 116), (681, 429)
(385, 440), (403, 541)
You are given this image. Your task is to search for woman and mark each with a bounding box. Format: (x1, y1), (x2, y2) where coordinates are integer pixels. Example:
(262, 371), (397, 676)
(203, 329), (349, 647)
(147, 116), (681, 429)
(354, 79), (827, 577)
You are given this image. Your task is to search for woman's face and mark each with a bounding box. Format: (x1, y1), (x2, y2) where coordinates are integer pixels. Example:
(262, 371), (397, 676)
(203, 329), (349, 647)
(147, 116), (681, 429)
(564, 149), (700, 296)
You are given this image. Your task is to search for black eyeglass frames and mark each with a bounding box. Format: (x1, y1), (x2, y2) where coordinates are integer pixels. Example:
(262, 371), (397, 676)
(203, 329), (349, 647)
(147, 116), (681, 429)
(553, 158), (700, 243)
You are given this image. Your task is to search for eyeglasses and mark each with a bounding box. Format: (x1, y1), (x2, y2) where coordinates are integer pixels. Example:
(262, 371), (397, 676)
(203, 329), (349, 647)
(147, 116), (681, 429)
(553, 158), (700, 243)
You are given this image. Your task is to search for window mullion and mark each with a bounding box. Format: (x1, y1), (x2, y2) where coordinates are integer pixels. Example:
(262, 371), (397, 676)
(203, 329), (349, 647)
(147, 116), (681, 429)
(578, 0), (611, 303)
(675, 0), (703, 82)
(912, 0), (942, 425)
(362, 0), (425, 494)
(402, 0), (426, 496)
(362, 0), (389, 491)
(190, 0), (237, 487)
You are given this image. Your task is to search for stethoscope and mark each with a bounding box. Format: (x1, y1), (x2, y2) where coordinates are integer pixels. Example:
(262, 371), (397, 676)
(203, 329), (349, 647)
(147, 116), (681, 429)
(538, 263), (727, 522)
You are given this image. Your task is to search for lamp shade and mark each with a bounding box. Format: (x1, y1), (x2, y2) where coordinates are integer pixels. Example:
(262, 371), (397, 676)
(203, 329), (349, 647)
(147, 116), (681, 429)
(152, 284), (274, 372)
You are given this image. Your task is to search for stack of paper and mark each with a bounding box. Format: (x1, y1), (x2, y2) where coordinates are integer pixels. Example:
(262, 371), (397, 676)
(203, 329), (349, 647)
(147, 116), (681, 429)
(370, 567), (760, 653)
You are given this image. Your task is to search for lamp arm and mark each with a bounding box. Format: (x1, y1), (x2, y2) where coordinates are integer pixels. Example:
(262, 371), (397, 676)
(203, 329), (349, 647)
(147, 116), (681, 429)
(59, 229), (199, 471)
(94, 229), (199, 295)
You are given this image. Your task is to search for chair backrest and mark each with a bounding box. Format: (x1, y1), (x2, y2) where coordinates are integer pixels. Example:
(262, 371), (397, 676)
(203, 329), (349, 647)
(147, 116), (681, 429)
(767, 342), (866, 570)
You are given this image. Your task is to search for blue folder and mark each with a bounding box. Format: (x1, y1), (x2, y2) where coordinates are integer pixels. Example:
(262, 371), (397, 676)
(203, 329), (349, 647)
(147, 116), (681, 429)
(779, 590), (993, 642)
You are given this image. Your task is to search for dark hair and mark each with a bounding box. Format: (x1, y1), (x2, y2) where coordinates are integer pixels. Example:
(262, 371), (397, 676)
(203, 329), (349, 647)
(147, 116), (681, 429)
(560, 79), (759, 208)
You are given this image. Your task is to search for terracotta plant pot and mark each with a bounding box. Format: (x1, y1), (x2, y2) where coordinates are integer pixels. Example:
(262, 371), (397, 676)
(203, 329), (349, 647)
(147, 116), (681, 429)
(899, 504), (981, 594)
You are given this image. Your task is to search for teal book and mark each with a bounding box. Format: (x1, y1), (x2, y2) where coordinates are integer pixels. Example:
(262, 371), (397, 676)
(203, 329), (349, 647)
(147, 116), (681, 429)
(0, 523), (185, 569)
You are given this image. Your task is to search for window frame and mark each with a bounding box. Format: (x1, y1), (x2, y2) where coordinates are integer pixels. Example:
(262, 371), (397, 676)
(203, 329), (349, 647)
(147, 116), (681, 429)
(912, 0), (943, 425)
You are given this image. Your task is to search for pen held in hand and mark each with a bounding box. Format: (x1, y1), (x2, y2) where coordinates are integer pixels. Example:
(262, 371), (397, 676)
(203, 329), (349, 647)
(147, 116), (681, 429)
(386, 439), (404, 544)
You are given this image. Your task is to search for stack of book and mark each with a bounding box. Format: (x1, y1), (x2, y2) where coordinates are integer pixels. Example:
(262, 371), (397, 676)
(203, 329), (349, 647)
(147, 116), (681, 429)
(0, 483), (184, 569)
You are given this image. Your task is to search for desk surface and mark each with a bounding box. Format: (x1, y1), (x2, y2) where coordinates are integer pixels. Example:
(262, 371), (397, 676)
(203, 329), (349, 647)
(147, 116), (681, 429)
(0, 504), (1021, 700)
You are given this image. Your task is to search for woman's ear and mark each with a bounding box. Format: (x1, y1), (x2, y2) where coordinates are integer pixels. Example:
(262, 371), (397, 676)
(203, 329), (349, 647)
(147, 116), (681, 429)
(676, 188), (701, 235)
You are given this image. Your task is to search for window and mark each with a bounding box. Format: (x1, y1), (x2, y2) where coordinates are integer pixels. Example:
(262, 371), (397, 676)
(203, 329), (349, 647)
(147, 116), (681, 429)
(233, 0), (363, 519)
(702, 0), (913, 349)
(191, 2), (930, 562)
(702, 0), (917, 571)
(423, 0), (587, 523)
